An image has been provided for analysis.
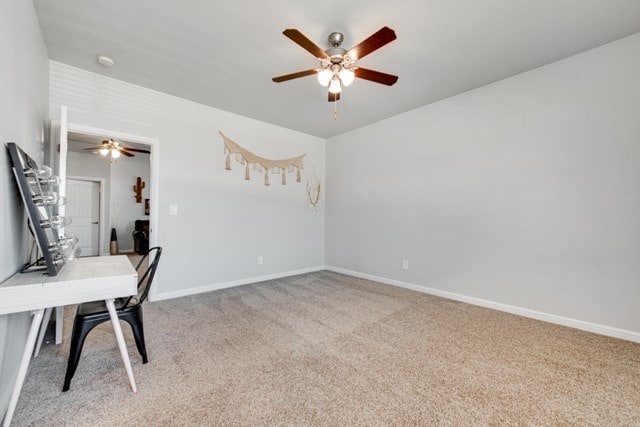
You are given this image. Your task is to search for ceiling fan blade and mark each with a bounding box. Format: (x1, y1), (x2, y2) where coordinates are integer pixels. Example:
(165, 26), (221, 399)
(272, 69), (317, 83)
(346, 26), (397, 61)
(118, 149), (135, 157)
(83, 146), (105, 150)
(282, 29), (330, 60)
(122, 147), (150, 154)
(354, 67), (398, 86)
(328, 92), (341, 102)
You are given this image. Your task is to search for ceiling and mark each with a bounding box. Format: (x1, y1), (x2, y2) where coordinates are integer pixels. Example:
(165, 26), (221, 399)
(33, 1), (640, 138)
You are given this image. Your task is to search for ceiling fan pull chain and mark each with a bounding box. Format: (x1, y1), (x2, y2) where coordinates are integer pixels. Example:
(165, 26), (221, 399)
(333, 99), (338, 121)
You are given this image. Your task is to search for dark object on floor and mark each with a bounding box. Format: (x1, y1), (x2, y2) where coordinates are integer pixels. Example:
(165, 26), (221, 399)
(132, 220), (149, 255)
(62, 247), (163, 392)
(110, 228), (119, 255)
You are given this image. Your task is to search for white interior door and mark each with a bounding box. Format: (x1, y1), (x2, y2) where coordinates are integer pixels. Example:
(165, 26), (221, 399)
(65, 179), (100, 257)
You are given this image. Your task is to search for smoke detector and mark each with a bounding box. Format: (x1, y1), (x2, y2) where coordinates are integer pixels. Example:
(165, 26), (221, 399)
(96, 55), (115, 67)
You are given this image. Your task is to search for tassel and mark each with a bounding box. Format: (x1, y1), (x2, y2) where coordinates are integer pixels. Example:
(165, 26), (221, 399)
(264, 172), (270, 186)
(296, 167), (301, 183)
(245, 163), (250, 180)
(281, 169), (286, 185)
(225, 153), (231, 170)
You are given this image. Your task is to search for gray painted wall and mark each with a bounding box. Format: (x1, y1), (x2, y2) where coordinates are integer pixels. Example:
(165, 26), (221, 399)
(0, 0), (50, 417)
(326, 33), (640, 335)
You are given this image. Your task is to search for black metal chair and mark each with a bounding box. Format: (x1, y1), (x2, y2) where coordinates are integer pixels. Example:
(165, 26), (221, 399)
(62, 247), (163, 392)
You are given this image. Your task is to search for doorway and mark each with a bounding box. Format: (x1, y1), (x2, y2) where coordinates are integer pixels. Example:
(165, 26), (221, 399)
(65, 131), (153, 255)
(52, 109), (160, 298)
(53, 116), (159, 252)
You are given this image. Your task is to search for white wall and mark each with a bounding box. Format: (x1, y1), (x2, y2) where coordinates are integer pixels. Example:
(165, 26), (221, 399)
(110, 154), (150, 252)
(0, 0), (49, 416)
(326, 33), (640, 337)
(50, 62), (326, 297)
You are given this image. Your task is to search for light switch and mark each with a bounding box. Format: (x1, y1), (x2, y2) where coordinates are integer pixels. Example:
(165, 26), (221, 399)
(169, 204), (178, 215)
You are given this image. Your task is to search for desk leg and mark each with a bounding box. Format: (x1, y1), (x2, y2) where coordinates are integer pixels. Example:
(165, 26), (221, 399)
(55, 306), (63, 345)
(104, 299), (137, 393)
(2, 308), (45, 427)
(33, 307), (52, 357)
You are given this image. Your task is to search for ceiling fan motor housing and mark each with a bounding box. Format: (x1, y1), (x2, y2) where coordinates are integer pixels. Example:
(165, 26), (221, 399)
(328, 32), (344, 47)
(327, 32), (350, 64)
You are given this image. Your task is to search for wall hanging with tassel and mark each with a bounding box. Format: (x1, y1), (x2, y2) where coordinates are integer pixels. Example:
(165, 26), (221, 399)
(219, 131), (305, 186)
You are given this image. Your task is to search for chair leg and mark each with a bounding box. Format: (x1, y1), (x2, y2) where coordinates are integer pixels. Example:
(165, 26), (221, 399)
(63, 317), (100, 392)
(125, 309), (148, 363)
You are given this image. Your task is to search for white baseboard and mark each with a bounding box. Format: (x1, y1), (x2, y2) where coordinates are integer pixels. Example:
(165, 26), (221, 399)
(152, 265), (326, 301)
(326, 266), (640, 344)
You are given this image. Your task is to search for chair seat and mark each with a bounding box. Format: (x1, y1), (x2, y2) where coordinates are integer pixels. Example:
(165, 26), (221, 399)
(76, 297), (136, 316)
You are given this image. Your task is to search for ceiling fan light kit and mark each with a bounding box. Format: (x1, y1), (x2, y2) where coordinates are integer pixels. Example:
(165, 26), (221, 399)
(317, 68), (333, 86)
(273, 26), (398, 117)
(338, 67), (355, 86)
(328, 77), (342, 94)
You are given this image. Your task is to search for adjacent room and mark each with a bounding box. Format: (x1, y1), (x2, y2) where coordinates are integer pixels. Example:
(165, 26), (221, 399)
(1, 1), (639, 425)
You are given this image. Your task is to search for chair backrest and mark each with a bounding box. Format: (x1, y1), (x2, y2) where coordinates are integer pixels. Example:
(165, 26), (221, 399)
(123, 246), (162, 308)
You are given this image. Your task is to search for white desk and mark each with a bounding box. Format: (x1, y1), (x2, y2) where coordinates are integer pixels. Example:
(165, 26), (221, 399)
(0, 256), (138, 426)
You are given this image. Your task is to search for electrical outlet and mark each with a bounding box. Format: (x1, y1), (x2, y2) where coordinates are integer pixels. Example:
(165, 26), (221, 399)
(402, 259), (409, 270)
(257, 256), (263, 265)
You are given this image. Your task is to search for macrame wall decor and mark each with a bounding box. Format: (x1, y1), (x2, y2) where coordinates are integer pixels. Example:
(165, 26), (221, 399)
(306, 172), (321, 214)
(219, 132), (306, 186)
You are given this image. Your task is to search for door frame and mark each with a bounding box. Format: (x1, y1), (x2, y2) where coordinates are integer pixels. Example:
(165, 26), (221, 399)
(62, 122), (161, 300)
(67, 176), (106, 256)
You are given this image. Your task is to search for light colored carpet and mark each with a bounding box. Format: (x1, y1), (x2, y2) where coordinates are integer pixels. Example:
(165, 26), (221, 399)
(12, 271), (640, 425)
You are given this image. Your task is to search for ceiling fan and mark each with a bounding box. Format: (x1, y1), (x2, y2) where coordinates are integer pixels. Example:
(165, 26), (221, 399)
(272, 26), (398, 102)
(83, 139), (150, 159)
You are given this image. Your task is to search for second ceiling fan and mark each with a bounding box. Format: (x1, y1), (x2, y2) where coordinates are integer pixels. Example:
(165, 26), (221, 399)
(272, 26), (398, 102)
(84, 139), (150, 159)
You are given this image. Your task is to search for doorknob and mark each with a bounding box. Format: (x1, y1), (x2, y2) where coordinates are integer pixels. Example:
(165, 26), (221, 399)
(92, 221), (99, 224)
